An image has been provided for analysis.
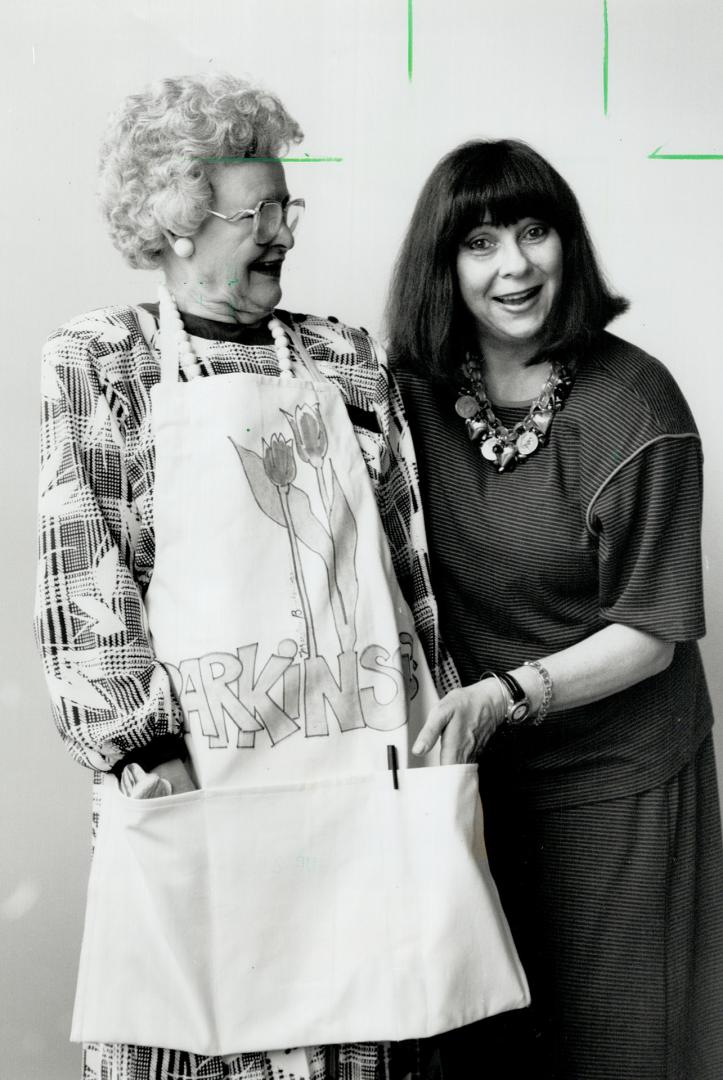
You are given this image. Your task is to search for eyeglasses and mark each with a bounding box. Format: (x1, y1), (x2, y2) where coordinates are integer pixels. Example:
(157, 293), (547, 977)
(207, 197), (305, 245)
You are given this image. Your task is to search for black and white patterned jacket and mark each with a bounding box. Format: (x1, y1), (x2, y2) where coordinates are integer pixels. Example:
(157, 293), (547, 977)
(35, 305), (457, 773)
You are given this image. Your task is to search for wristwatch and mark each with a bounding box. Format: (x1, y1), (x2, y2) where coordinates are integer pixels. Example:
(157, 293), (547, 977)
(482, 670), (531, 725)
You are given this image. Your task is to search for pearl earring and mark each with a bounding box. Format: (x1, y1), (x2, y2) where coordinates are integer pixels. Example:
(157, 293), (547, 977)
(173, 237), (195, 259)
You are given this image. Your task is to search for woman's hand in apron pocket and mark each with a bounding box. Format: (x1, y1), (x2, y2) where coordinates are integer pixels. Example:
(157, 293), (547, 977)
(152, 757), (197, 793)
(412, 680), (508, 764)
(120, 758), (197, 798)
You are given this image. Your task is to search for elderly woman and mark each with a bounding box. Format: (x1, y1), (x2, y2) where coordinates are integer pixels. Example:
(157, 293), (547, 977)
(388, 139), (723, 1079)
(35, 79), (528, 1080)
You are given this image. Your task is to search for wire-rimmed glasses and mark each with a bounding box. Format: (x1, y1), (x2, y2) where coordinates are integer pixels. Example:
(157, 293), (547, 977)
(207, 197), (305, 245)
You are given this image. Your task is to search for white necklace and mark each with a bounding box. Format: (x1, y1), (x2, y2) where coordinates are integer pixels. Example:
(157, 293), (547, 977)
(268, 316), (295, 378)
(158, 284), (297, 380)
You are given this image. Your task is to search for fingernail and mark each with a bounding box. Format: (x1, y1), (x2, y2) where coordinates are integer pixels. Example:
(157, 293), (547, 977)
(412, 740), (427, 755)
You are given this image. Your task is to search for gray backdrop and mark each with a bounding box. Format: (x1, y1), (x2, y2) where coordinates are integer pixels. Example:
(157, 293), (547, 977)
(2, 1), (722, 1076)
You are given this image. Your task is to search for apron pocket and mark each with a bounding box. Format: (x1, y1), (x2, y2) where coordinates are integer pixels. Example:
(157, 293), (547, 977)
(72, 766), (528, 1054)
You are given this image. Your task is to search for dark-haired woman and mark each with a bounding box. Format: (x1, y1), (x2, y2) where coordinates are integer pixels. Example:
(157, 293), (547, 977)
(388, 139), (723, 1079)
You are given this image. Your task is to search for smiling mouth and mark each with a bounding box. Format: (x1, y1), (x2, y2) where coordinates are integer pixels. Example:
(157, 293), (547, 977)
(493, 285), (542, 307)
(249, 258), (284, 278)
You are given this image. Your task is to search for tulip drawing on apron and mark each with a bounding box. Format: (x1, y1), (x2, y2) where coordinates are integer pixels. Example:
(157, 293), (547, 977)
(284, 403), (358, 653)
(255, 429), (322, 660)
(229, 401), (374, 738)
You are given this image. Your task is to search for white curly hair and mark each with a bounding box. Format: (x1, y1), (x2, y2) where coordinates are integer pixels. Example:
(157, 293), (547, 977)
(98, 73), (304, 269)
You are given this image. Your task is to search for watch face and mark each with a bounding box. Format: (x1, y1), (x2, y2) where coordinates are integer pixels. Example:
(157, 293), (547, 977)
(509, 702), (530, 724)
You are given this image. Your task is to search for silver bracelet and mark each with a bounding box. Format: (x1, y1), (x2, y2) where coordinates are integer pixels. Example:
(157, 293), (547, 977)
(480, 671), (513, 723)
(523, 660), (553, 725)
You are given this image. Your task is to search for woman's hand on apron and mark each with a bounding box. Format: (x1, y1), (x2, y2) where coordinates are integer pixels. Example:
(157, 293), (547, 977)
(412, 680), (508, 764)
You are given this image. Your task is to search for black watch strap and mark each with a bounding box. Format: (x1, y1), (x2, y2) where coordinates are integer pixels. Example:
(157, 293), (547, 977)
(482, 670), (531, 725)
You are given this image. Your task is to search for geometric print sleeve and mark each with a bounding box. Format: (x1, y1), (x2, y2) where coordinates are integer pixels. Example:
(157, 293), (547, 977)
(370, 346), (460, 697)
(33, 313), (182, 772)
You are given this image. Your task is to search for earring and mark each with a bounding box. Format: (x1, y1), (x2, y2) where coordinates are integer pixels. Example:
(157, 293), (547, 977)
(173, 237), (195, 258)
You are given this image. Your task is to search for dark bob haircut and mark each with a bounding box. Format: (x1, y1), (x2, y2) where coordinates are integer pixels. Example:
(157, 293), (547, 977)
(386, 139), (628, 381)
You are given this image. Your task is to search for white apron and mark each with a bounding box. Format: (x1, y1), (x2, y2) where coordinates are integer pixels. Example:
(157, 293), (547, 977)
(71, 311), (529, 1054)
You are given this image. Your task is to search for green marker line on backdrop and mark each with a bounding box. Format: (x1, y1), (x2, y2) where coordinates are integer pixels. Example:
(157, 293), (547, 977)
(408, 0), (414, 82)
(649, 146), (723, 160)
(603, 0), (609, 115)
(199, 156), (343, 164)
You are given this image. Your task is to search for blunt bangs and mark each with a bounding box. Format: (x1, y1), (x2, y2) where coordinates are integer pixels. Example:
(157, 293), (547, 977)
(445, 141), (575, 251)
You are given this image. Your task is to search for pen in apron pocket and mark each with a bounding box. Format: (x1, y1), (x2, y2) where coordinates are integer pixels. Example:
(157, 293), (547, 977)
(386, 745), (399, 790)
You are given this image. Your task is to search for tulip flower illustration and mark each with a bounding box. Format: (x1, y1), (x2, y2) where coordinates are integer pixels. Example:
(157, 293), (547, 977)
(230, 407), (359, 661)
(262, 434), (318, 658)
(283, 403), (328, 469)
(283, 404), (357, 651)
(263, 433), (297, 487)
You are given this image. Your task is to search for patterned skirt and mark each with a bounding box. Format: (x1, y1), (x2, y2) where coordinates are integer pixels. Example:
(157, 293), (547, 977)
(438, 733), (723, 1080)
(82, 1040), (441, 1080)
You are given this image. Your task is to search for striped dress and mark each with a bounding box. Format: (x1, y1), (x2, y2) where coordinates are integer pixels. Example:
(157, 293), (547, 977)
(398, 331), (723, 1079)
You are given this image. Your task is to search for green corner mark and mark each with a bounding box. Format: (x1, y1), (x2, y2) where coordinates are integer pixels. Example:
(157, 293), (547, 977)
(603, 0), (609, 116)
(649, 145), (723, 160)
(408, 0), (414, 83)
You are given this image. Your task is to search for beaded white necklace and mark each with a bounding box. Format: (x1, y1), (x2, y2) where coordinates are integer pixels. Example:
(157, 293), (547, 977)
(158, 284), (297, 380)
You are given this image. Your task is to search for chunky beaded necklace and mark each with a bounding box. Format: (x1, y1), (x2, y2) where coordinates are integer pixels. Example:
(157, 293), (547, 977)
(455, 355), (572, 472)
(158, 283), (297, 380)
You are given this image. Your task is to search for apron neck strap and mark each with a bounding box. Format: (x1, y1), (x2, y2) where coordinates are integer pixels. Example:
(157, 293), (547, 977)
(158, 285), (185, 385)
(282, 320), (328, 385)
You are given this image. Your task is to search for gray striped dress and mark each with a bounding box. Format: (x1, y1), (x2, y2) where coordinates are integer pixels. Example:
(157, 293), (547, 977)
(398, 331), (723, 1079)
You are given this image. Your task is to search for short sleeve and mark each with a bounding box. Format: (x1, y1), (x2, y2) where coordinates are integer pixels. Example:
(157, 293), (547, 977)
(589, 433), (706, 641)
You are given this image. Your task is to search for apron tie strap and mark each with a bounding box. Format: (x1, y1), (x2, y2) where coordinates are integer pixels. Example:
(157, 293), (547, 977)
(158, 283), (184, 384)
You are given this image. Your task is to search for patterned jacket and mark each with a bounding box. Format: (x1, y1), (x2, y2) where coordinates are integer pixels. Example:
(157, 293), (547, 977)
(34, 305), (457, 773)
